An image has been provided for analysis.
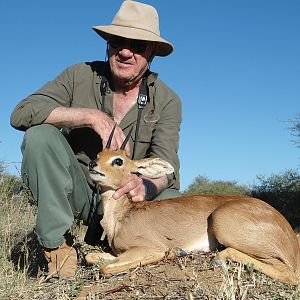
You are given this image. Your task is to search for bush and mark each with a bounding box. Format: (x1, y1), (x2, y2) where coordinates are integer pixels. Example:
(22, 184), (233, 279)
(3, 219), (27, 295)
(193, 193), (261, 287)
(0, 174), (23, 198)
(0, 162), (37, 299)
(183, 171), (300, 228)
(251, 169), (300, 228)
(183, 175), (249, 196)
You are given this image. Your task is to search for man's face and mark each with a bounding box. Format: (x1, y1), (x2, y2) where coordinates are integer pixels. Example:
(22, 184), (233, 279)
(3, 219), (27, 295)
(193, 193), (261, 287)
(108, 36), (155, 87)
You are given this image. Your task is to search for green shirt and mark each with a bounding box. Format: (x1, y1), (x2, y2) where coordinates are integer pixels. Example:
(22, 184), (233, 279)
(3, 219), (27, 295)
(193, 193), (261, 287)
(10, 61), (182, 189)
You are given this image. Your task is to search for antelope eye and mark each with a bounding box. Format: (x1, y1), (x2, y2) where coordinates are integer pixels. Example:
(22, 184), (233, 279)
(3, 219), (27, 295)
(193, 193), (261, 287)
(112, 158), (123, 167)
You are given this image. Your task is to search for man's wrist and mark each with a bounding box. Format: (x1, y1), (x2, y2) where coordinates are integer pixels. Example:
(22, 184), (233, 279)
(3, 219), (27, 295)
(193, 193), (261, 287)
(142, 178), (154, 201)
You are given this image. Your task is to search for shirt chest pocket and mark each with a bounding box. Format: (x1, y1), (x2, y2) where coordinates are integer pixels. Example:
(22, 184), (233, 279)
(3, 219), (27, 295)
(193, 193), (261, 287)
(135, 124), (154, 142)
(132, 124), (155, 159)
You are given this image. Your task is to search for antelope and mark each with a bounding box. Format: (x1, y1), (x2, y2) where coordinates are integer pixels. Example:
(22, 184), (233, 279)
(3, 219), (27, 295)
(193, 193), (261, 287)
(85, 127), (300, 284)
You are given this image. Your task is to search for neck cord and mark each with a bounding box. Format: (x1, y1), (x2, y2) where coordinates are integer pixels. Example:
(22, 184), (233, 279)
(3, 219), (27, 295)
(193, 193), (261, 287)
(132, 76), (148, 160)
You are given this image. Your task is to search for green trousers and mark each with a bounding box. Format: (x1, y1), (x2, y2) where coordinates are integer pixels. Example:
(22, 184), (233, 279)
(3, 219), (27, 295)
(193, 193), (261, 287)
(21, 124), (180, 249)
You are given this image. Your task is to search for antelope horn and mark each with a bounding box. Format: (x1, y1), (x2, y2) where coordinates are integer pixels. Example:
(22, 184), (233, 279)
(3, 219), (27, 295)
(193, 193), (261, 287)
(106, 123), (117, 149)
(120, 127), (133, 150)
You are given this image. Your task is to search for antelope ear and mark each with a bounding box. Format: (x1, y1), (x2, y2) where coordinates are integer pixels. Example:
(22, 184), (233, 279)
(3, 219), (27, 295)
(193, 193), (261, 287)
(134, 158), (174, 179)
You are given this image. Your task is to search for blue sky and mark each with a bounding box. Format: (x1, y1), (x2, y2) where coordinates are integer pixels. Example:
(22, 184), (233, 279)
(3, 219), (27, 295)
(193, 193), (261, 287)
(1, 0), (299, 191)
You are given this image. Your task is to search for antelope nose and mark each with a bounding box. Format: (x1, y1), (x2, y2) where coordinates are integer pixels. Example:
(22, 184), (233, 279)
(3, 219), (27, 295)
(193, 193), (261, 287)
(89, 160), (97, 170)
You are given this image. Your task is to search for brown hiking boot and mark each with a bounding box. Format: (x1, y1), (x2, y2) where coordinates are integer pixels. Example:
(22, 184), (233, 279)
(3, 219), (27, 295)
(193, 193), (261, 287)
(43, 240), (77, 279)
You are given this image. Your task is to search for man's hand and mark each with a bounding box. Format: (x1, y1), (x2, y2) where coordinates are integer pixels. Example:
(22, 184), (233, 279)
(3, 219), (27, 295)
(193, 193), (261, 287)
(90, 110), (131, 155)
(113, 174), (146, 202)
(45, 107), (131, 156)
(113, 174), (169, 202)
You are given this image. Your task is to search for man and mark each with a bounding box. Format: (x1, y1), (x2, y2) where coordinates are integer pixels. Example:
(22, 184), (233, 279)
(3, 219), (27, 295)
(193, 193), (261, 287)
(10, 0), (181, 279)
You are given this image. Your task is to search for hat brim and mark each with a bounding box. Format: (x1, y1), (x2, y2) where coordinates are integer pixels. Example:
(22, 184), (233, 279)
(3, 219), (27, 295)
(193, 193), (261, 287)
(92, 25), (173, 57)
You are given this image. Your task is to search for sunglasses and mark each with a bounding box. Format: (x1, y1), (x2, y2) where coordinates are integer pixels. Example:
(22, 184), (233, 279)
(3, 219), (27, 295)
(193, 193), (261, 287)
(108, 37), (149, 54)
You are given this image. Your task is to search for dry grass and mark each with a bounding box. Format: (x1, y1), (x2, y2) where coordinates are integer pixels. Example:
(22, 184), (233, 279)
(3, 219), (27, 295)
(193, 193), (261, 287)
(1, 173), (300, 300)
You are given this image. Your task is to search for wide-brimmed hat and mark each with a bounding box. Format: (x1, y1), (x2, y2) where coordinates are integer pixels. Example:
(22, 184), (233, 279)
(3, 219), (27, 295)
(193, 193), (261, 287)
(92, 0), (173, 57)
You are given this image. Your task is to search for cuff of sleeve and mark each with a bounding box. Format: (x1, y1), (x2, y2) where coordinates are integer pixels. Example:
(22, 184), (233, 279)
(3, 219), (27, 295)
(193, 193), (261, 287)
(142, 178), (154, 201)
(31, 103), (61, 125)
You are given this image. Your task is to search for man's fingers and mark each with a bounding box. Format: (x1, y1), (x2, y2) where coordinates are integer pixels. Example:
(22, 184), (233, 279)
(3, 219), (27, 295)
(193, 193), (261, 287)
(101, 125), (130, 152)
(130, 194), (144, 202)
(113, 175), (143, 200)
(113, 185), (128, 199)
(93, 115), (131, 154)
(124, 143), (131, 157)
(116, 127), (132, 155)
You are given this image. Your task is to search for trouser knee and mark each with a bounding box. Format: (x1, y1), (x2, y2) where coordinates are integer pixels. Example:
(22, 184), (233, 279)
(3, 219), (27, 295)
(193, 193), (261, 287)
(21, 124), (62, 155)
(20, 124), (96, 248)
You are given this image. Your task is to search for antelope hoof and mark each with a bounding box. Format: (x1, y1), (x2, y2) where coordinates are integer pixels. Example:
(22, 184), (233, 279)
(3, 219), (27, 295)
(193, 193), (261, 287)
(170, 247), (188, 257)
(85, 252), (116, 265)
(100, 267), (113, 278)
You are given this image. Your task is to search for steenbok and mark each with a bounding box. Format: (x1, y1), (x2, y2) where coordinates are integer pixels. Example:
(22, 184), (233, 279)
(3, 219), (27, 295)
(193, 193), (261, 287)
(86, 127), (300, 284)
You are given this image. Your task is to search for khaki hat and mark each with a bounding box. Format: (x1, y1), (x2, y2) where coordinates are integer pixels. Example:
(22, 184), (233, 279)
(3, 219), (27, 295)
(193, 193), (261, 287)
(92, 0), (173, 57)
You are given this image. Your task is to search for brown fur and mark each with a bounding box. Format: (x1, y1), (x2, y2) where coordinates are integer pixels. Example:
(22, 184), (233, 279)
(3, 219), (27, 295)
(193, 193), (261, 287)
(86, 149), (300, 284)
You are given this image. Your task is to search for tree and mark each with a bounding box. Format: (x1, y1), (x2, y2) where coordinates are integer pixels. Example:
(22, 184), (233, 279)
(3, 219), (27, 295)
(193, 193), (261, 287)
(0, 161), (6, 175)
(0, 161), (23, 198)
(290, 114), (300, 148)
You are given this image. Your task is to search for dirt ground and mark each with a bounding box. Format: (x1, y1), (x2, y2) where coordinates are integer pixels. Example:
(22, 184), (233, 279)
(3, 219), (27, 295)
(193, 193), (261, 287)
(10, 228), (300, 300)
(77, 250), (224, 299)
(73, 245), (299, 300)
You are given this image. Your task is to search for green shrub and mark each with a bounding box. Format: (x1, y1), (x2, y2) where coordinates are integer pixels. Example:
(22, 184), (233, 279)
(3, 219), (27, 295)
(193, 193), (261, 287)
(251, 169), (300, 228)
(183, 175), (249, 196)
(183, 170), (300, 228)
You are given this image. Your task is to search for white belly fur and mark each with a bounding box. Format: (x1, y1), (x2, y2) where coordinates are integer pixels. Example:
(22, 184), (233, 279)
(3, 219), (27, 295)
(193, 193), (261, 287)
(184, 237), (211, 252)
